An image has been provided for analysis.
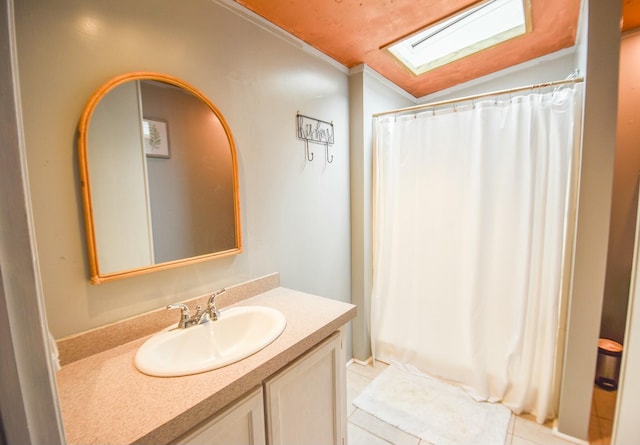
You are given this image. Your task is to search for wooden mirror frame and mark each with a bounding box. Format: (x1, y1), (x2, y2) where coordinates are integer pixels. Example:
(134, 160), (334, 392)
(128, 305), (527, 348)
(78, 72), (242, 284)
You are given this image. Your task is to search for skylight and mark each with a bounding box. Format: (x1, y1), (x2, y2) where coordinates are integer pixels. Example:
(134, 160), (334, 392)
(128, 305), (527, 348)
(386, 0), (531, 76)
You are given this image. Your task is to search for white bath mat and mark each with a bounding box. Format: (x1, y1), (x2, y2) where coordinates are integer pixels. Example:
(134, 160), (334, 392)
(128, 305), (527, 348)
(353, 365), (511, 445)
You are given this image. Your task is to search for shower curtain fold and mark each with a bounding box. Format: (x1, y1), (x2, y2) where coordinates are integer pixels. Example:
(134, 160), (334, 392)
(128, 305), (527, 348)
(370, 86), (580, 423)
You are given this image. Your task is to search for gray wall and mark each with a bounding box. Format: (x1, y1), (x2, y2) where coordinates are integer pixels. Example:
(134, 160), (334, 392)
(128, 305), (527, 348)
(141, 81), (236, 262)
(89, 80), (153, 272)
(13, 0), (351, 360)
(557, 0), (620, 440)
(601, 30), (640, 344)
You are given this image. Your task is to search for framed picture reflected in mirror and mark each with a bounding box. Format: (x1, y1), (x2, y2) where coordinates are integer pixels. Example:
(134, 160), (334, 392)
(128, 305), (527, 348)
(143, 118), (170, 158)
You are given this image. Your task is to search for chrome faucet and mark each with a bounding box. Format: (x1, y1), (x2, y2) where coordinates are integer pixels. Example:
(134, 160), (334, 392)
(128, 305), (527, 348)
(166, 288), (227, 329)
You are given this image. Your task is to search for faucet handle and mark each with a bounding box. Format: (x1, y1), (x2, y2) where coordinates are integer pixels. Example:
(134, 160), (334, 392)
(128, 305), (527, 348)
(167, 303), (191, 329)
(207, 288), (226, 320)
(207, 288), (226, 307)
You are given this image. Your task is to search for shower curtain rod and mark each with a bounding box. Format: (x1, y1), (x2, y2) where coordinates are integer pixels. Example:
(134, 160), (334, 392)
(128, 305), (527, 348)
(373, 77), (584, 118)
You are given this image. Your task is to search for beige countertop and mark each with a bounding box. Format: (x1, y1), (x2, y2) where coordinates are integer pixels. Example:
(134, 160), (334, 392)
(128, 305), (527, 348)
(55, 287), (356, 445)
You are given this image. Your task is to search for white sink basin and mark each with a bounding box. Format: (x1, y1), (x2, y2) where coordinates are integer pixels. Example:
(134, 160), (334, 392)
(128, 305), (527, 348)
(134, 306), (286, 377)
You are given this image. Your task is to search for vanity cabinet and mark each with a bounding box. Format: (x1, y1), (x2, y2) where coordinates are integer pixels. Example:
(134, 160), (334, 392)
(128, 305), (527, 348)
(175, 331), (346, 445)
(55, 283), (357, 445)
(264, 331), (346, 445)
(176, 387), (266, 445)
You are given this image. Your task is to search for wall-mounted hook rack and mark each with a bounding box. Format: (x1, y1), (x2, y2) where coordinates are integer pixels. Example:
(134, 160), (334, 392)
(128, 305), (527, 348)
(296, 112), (335, 164)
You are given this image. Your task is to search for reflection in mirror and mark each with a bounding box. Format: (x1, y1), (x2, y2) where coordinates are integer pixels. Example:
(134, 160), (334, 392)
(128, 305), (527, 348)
(78, 72), (242, 284)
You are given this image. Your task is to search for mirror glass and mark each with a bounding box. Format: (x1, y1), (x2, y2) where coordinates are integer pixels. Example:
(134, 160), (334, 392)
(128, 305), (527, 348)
(78, 72), (242, 284)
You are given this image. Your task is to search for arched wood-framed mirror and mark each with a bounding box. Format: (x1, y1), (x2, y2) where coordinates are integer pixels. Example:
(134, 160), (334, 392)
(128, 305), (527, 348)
(78, 72), (242, 284)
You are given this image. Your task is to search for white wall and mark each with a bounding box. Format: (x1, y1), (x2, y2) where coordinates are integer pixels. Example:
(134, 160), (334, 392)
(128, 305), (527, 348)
(89, 80), (153, 272)
(0, 0), (64, 442)
(13, 0), (352, 360)
(419, 48), (577, 103)
(349, 65), (414, 360)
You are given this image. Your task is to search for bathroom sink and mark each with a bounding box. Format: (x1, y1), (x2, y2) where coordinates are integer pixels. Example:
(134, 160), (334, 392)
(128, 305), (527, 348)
(134, 306), (286, 377)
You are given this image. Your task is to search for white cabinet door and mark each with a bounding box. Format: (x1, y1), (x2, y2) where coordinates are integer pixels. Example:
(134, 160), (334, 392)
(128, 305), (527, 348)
(264, 331), (346, 445)
(176, 386), (266, 445)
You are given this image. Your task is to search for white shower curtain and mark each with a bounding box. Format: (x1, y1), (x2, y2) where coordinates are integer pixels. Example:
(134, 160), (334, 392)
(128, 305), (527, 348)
(371, 86), (581, 423)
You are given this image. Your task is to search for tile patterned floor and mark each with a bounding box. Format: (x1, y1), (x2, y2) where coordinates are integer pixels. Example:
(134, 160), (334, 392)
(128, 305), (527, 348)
(346, 360), (615, 445)
(589, 386), (616, 445)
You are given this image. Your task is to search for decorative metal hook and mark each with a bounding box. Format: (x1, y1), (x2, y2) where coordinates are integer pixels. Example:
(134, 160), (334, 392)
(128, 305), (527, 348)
(325, 143), (333, 164)
(305, 140), (314, 162)
(296, 112), (335, 164)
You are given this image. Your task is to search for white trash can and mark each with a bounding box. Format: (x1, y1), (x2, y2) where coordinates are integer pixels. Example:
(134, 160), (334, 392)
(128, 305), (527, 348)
(595, 338), (623, 391)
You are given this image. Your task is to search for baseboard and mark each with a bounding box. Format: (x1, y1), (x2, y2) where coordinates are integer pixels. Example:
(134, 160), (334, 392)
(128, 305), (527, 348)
(351, 356), (373, 366)
(552, 421), (589, 445)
